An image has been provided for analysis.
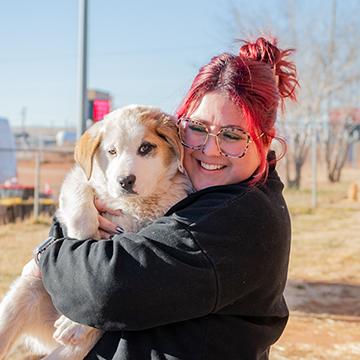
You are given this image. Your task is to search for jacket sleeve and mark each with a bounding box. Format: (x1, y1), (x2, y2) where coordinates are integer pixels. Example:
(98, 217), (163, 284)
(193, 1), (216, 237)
(40, 217), (218, 331)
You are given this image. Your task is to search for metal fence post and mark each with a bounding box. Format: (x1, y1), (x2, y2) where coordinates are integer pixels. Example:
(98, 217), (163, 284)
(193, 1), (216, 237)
(311, 118), (318, 208)
(33, 151), (40, 220)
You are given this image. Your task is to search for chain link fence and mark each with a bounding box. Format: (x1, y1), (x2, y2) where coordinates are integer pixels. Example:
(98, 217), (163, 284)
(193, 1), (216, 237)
(0, 147), (74, 224)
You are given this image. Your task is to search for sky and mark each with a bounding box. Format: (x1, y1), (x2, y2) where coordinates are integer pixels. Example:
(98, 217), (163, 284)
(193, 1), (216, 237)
(0, 0), (357, 128)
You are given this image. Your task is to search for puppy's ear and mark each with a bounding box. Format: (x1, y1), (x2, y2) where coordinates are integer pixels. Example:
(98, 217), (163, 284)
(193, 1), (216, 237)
(74, 122), (103, 180)
(156, 115), (185, 173)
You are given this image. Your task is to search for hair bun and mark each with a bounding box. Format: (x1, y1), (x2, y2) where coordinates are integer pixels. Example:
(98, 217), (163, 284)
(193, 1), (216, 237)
(239, 37), (280, 67)
(239, 37), (299, 102)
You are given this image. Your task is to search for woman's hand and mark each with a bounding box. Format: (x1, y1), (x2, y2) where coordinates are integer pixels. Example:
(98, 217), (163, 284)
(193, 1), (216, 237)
(94, 197), (123, 239)
(22, 259), (42, 278)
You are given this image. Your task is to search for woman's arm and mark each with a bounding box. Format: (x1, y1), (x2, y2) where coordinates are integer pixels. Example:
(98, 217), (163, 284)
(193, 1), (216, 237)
(40, 216), (218, 331)
(40, 180), (290, 331)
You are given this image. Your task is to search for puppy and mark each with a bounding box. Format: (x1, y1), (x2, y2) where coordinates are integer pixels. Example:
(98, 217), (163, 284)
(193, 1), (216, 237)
(0, 105), (192, 359)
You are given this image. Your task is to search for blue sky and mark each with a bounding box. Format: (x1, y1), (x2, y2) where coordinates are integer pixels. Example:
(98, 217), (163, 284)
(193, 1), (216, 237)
(0, 0), (356, 128)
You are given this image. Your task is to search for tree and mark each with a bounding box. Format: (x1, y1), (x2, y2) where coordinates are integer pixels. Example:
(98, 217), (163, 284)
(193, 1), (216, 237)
(325, 109), (360, 182)
(229, 0), (360, 187)
(279, 116), (311, 189)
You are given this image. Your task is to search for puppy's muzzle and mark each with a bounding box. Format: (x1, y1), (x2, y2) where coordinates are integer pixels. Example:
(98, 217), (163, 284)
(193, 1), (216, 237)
(118, 174), (136, 193)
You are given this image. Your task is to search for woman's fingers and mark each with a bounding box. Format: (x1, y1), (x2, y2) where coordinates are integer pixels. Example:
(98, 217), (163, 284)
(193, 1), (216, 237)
(95, 198), (124, 239)
(99, 230), (112, 239)
(94, 197), (122, 216)
(94, 197), (108, 213)
(98, 214), (123, 235)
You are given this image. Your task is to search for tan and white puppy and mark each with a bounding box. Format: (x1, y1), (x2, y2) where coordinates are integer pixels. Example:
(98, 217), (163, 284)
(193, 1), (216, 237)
(0, 105), (192, 360)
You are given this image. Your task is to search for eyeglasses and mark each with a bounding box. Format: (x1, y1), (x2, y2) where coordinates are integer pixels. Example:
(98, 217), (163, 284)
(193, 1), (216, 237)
(177, 117), (262, 158)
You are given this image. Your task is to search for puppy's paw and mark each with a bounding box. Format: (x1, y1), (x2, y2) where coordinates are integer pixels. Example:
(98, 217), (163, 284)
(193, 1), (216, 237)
(53, 315), (94, 346)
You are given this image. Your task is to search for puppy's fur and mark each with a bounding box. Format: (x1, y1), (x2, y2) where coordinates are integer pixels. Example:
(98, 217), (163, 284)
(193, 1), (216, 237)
(0, 105), (192, 359)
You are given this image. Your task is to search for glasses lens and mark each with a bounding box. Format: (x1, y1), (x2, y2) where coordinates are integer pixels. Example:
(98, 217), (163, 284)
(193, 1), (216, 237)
(178, 119), (207, 148)
(218, 128), (250, 157)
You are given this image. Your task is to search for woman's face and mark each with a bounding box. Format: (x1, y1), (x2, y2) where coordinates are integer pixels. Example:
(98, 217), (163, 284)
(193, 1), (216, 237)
(183, 91), (262, 191)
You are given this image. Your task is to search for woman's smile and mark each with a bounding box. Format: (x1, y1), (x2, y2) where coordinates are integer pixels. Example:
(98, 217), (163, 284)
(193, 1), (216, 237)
(183, 91), (261, 191)
(198, 160), (226, 171)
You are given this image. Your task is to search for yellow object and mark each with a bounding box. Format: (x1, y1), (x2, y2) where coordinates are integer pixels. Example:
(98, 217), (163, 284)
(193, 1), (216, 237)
(0, 197), (57, 206)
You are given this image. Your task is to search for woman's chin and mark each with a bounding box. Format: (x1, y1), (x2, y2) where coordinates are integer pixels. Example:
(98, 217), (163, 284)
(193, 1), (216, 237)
(192, 177), (223, 191)
(188, 162), (227, 190)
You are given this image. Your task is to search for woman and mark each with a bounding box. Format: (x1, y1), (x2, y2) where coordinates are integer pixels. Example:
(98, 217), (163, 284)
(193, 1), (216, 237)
(35, 36), (298, 359)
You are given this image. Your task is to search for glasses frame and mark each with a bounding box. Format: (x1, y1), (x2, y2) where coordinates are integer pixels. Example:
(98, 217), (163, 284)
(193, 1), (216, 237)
(177, 117), (261, 159)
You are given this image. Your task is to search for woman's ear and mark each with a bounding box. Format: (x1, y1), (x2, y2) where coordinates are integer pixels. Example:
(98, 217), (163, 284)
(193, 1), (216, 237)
(74, 122), (103, 180)
(156, 115), (185, 173)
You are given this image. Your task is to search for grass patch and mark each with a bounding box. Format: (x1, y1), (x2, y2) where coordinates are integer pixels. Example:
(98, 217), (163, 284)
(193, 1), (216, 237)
(280, 167), (360, 284)
(0, 220), (51, 296)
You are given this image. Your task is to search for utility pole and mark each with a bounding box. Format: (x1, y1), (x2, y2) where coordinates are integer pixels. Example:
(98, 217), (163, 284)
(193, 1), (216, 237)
(77, 0), (88, 139)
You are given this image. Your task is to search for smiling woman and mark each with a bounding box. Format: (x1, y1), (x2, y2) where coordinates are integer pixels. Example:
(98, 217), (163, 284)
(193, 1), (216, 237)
(27, 36), (300, 360)
(176, 37), (298, 190)
(177, 93), (263, 190)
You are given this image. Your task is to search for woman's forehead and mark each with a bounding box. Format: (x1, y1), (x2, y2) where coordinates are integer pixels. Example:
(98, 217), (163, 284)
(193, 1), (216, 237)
(189, 92), (248, 130)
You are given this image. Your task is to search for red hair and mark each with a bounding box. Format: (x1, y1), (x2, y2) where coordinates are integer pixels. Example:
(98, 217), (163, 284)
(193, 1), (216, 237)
(176, 37), (299, 185)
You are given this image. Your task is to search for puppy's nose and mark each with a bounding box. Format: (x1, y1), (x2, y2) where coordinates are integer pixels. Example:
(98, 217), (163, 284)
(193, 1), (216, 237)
(118, 174), (136, 191)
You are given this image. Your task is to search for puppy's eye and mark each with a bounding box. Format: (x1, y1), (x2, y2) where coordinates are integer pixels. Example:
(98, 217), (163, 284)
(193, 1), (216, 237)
(108, 148), (117, 155)
(138, 142), (156, 156)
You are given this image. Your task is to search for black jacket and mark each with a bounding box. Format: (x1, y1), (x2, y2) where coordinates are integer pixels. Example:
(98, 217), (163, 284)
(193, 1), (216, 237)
(40, 167), (291, 360)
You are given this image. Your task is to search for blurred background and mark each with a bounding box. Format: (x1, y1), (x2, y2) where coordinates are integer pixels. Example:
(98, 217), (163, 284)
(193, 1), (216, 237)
(0, 0), (359, 359)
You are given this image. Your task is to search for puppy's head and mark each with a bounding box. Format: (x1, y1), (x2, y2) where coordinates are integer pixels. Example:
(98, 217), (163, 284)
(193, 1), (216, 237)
(75, 105), (184, 198)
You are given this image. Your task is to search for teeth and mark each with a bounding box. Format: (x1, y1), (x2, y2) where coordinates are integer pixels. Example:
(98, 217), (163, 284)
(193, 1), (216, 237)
(200, 162), (224, 170)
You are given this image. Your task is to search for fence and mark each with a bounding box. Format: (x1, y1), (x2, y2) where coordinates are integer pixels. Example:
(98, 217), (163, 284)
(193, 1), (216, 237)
(0, 147), (74, 224)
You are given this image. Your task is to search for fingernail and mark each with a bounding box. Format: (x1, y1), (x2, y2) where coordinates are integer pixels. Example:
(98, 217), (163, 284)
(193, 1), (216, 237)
(116, 226), (124, 233)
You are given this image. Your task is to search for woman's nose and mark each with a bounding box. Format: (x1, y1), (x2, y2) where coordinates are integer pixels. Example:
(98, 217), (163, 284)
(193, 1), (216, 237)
(201, 134), (221, 156)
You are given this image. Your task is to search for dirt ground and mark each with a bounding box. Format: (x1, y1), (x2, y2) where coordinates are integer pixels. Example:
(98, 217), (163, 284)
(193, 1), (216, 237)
(0, 158), (359, 359)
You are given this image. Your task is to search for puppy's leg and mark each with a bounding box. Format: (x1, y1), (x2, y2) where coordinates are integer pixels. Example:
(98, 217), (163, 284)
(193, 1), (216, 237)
(58, 166), (100, 240)
(42, 328), (103, 360)
(0, 275), (58, 359)
(53, 315), (99, 346)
